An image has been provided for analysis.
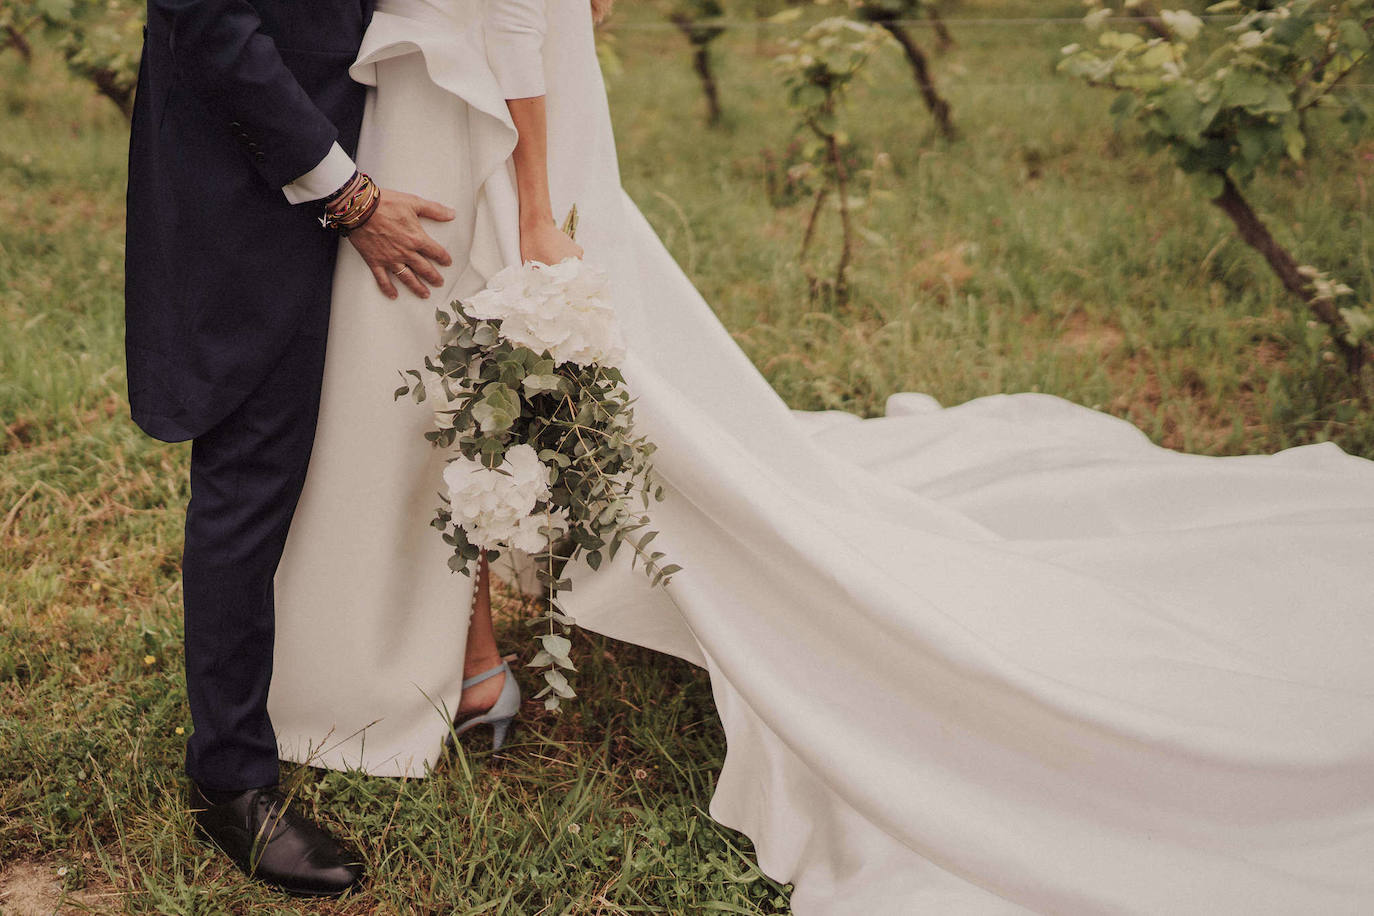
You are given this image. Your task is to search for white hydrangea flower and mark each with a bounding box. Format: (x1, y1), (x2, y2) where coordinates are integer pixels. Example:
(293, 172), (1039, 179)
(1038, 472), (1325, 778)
(460, 258), (627, 367)
(423, 372), (464, 429)
(511, 507), (570, 554)
(443, 444), (551, 548)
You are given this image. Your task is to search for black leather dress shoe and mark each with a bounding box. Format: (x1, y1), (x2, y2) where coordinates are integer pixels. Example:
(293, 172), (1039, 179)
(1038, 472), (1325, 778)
(188, 782), (365, 897)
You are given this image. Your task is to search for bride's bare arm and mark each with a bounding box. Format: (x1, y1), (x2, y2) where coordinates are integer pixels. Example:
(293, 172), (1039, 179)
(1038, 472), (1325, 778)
(488, 0), (581, 264)
(506, 96), (582, 264)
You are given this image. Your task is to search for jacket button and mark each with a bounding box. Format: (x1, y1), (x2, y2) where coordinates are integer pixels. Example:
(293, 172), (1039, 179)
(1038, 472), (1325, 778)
(254, 151), (266, 162)
(229, 120), (241, 129)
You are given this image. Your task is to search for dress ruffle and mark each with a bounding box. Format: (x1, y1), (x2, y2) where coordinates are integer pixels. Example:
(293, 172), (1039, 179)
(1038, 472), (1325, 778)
(351, 0), (524, 287)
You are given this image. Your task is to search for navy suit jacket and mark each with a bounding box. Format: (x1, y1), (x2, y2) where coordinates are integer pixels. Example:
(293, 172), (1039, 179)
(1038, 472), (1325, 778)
(125, 0), (375, 442)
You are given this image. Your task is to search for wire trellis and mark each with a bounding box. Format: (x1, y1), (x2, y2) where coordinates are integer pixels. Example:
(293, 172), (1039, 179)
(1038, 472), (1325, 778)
(597, 13), (1374, 89)
(599, 14), (1253, 30)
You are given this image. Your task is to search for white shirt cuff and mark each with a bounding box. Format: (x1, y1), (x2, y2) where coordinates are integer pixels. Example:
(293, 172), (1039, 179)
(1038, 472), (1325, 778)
(281, 142), (358, 205)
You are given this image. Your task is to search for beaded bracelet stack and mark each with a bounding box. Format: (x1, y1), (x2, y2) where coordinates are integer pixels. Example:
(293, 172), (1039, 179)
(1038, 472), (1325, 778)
(319, 170), (380, 234)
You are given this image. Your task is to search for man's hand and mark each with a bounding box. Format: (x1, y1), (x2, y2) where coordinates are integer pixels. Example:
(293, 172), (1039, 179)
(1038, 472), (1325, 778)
(345, 190), (455, 299)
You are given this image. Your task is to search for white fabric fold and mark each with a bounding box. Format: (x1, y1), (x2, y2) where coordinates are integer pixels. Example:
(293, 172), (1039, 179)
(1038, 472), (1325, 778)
(351, 0), (524, 289)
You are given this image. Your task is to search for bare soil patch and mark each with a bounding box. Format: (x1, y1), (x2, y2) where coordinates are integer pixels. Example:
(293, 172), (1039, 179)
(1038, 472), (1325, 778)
(0, 861), (118, 915)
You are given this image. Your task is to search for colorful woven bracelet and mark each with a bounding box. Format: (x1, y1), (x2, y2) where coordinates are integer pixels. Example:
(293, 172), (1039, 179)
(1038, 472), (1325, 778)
(323, 169), (363, 208)
(327, 176), (370, 218)
(335, 181), (381, 236)
(319, 171), (378, 233)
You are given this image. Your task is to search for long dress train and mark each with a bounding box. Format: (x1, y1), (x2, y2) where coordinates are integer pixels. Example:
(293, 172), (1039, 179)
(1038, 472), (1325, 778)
(270, 1), (1374, 911)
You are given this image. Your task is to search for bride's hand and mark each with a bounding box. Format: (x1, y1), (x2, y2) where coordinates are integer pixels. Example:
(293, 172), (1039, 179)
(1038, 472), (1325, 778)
(520, 218), (584, 265)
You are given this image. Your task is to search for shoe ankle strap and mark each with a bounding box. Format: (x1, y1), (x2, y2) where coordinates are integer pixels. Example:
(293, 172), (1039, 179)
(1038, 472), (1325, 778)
(462, 660), (508, 689)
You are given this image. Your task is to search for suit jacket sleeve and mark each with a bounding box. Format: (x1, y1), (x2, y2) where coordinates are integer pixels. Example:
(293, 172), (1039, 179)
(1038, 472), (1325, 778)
(151, 0), (344, 189)
(485, 0), (548, 99)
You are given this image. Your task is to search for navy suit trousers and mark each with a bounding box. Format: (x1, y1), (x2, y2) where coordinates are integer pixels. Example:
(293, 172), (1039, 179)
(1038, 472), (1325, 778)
(181, 313), (329, 791)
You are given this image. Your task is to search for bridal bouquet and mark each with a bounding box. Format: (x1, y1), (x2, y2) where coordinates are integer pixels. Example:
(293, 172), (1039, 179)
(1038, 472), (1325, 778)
(395, 210), (677, 710)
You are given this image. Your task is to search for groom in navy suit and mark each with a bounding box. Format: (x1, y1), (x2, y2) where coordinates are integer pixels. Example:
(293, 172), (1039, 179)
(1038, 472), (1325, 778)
(125, 0), (454, 896)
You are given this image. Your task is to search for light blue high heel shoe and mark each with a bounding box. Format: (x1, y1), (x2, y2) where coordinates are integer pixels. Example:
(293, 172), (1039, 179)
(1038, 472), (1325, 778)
(451, 659), (522, 753)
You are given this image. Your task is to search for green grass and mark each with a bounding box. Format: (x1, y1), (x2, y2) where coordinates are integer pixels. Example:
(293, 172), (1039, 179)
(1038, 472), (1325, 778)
(2, 2), (1371, 912)
(612, 2), (1374, 455)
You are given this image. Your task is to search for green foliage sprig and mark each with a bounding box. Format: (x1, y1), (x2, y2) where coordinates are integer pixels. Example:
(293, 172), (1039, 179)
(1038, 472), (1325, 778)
(775, 16), (892, 304)
(1060, 0), (1374, 371)
(1, 0), (142, 118)
(842, 0), (957, 134)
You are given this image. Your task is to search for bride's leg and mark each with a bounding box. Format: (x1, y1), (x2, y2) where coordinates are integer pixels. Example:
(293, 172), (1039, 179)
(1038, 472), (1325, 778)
(457, 556), (507, 715)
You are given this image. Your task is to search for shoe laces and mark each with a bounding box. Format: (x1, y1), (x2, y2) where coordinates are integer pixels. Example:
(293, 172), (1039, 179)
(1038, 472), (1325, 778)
(250, 787), (296, 843)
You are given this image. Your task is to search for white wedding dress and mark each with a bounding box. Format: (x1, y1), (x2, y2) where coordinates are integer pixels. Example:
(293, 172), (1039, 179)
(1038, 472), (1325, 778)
(270, 0), (1374, 911)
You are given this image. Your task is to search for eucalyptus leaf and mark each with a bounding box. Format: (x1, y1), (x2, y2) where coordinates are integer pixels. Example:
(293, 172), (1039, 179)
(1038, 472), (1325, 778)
(541, 634), (573, 658)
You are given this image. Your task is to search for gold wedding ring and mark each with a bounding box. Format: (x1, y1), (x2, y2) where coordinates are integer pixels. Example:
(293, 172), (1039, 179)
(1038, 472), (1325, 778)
(394, 265), (412, 277)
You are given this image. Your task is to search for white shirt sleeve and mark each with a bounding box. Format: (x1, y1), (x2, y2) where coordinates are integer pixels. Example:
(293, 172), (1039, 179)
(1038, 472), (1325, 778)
(281, 142), (358, 205)
(486, 0), (548, 99)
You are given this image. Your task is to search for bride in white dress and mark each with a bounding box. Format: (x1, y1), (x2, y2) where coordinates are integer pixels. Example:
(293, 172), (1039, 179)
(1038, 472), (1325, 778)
(269, 0), (1374, 911)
